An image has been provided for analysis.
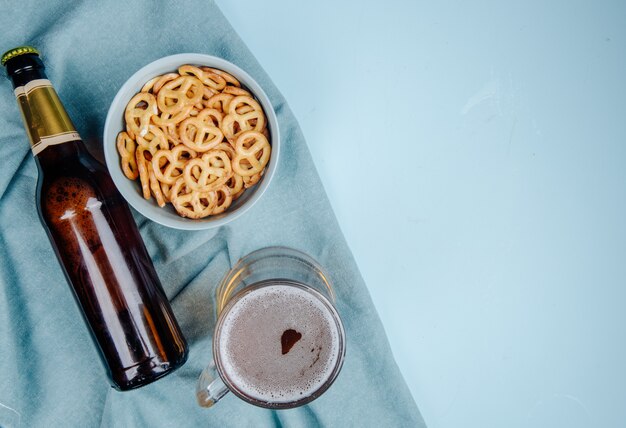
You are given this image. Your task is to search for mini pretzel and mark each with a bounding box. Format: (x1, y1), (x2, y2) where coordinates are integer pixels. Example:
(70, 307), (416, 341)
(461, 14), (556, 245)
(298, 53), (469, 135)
(210, 185), (233, 214)
(200, 70), (227, 92)
(157, 76), (204, 115)
(152, 105), (193, 127)
(205, 141), (237, 180)
(179, 117), (224, 152)
(169, 177), (216, 219)
(229, 95), (262, 121)
(201, 66), (241, 87)
(179, 65), (227, 92)
(223, 86), (252, 97)
(141, 75), (161, 93)
(203, 85), (219, 100)
(197, 86), (218, 111)
(234, 104), (255, 116)
(165, 183), (173, 199)
(182, 150), (232, 192)
(236, 157), (264, 188)
(116, 131), (138, 180)
(136, 125), (169, 152)
(156, 123), (181, 146)
(232, 130), (271, 177)
(125, 92), (158, 138)
(197, 108), (223, 128)
(153, 73), (179, 94)
(152, 145), (197, 185)
(149, 167), (167, 207)
(205, 93), (233, 113)
(134, 126), (169, 200)
(243, 170), (263, 188)
(136, 147), (152, 199)
(222, 96), (266, 141)
(225, 173), (244, 199)
(212, 142), (236, 161)
(227, 95), (263, 117)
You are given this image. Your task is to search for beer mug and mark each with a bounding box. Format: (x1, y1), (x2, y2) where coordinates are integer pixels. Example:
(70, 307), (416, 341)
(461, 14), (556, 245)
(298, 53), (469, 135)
(196, 247), (346, 409)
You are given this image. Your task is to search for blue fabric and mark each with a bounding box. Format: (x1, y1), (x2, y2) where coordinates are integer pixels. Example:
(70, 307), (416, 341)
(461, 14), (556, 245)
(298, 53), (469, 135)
(0, 1), (425, 426)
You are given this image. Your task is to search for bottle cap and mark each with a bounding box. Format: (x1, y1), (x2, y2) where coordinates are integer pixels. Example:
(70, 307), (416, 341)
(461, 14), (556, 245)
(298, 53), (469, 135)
(1, 46), (40, 66)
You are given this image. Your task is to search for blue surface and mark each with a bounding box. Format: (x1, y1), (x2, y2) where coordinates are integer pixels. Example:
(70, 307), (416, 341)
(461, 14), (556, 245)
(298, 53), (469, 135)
(0, 1), (423, 427)
(216, 1), (626, 427)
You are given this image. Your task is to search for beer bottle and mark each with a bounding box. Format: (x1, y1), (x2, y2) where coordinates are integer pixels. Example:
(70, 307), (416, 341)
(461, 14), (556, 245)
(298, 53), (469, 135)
(2, 46), (188, 390)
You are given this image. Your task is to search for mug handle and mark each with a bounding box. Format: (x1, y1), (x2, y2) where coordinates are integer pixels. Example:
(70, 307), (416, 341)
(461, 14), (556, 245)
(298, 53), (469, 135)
(196, 360), (229, 407)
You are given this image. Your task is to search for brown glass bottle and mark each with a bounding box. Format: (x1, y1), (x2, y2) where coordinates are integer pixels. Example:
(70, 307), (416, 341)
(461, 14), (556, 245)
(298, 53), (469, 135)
(2, 47), (188, 391)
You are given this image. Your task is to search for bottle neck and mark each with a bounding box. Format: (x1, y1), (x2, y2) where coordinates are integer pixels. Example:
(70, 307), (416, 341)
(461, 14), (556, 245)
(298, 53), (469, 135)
(6, 54), (84, 159)
(35, 140), (88, 170)
(7, 54), (48, 88)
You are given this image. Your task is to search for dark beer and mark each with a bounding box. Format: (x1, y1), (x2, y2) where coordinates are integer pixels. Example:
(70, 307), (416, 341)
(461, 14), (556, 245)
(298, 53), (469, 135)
(2, 46), (188, 390)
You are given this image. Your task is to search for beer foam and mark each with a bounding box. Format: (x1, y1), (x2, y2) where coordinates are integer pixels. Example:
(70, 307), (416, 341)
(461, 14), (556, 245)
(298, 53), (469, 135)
(217, 283), (341, 404)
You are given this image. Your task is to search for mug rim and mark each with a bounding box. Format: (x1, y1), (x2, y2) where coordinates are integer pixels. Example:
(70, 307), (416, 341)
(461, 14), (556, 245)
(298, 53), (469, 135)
(215, 246), (336, 314)
(212, 279), (346, 409)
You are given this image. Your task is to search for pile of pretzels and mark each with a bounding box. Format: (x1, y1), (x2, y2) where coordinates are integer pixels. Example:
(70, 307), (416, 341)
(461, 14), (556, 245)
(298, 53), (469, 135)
(116, 64), (271, 219)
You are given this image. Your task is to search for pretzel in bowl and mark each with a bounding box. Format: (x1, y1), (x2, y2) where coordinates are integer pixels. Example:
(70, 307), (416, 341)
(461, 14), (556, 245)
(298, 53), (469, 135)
(115, 64), (272, 219)
(179, 116), (224, 152)
(152, 145), (197, 185)
(183, 150), (232, 192)
(221, 96), (266, 142)
(179, 65), (227, 92)
(125, 92), (158, 139)
(232, 130), (271, 177)
(157, 75), (204, 115)
(116, 131), (138, 180)
(169, 177), (218, 219)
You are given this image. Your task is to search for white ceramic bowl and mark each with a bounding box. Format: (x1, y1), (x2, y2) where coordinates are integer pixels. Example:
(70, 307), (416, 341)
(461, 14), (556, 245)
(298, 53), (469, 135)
(103, 53), (280, 230)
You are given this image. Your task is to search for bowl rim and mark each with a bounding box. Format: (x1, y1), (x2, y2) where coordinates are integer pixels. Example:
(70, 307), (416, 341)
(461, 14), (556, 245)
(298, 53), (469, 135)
(103, 53), (280, 230)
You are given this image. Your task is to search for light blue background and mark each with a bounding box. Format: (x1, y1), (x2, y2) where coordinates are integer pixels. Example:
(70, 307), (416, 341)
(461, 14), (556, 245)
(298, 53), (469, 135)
(217, 1), (626, 427)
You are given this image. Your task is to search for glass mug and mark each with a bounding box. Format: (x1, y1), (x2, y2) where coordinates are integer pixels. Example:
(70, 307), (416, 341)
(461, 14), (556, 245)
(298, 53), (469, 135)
(196, 246), (346, 409)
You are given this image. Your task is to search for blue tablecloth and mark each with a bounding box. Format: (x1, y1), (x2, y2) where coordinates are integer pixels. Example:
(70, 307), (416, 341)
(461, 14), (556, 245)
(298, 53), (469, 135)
(0, 1), (425, 426)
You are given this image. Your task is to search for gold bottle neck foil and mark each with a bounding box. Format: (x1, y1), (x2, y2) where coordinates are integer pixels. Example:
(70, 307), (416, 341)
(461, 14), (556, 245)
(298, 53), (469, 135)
(14, 79), (81, 155)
